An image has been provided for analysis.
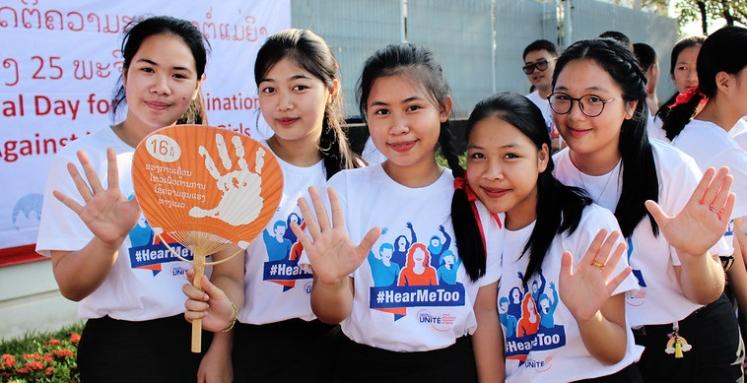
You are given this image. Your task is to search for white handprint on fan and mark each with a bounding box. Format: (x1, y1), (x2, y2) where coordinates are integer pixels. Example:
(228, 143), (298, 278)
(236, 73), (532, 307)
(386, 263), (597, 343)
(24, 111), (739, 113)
(189, 133), (265, 226)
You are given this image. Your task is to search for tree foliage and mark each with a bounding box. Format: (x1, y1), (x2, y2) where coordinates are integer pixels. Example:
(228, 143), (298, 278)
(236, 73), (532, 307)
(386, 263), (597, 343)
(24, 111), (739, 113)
(677, 0), (747, 34)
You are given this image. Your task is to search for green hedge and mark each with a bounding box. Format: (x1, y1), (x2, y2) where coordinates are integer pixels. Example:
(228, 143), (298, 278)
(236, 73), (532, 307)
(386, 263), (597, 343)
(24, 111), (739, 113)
(0, 323), (83, 383)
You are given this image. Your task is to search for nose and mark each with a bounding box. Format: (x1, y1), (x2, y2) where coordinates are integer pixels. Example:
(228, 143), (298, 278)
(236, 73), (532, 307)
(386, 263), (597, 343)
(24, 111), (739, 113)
(277, 90), (294, 111)
(150, 73), (171, 95)
(567, 99), (586, 121)
(389, 112), (409, 135)
(482, 157), (504, 181)
(687, 70), (698, 88)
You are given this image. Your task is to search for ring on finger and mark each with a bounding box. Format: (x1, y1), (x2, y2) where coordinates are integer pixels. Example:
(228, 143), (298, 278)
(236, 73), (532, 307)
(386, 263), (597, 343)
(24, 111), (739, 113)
(592, 259), (605, 269)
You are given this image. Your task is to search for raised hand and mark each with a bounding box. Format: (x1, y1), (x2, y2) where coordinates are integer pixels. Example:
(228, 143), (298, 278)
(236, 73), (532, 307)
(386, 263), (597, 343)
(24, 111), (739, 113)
(559, 230), (632, 322)
(291, 187), (381, 285)
(645, 166), (735, 258)
(183, 270), (236, 332)
(189, 133), (264, 226)
(53, 148), (140, 248)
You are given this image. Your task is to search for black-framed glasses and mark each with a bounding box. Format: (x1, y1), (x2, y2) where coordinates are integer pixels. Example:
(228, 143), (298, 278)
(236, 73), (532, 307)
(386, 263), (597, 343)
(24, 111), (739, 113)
(522, 59), (551, 74)
(548, 93), (616, 117)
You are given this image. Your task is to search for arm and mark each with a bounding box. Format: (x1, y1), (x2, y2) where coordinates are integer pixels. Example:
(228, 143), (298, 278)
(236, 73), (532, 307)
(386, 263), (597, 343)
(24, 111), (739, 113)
(49, 148), (140, 301)
(291, 186), (381, 325)
(407, 222), (417, 243)
(646, 167), (734, 305)
(440, 225), (452, 253)
(191, 246), (245, 383)
(472, 282), (503, 383)
(559, 230), (633, 365)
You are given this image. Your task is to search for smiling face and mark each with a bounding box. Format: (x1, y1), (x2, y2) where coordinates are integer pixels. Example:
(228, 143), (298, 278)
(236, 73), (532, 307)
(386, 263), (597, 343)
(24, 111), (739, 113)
(123, 33), (200, 134)
(366, 74), (450, 171)
(673, 45), (701, 93)
(553, 59), (635, 160)
(466, 116), (547, 227)
(258, 57), (334, 144)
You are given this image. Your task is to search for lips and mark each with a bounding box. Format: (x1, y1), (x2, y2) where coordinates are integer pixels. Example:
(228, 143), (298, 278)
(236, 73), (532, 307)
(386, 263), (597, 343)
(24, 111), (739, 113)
(144, 101), (171, 110)
(276, 117), (300, 127)
(388, 140), (417, 153)
(480, 185), (510, 199)
(567, 127), (592, 138)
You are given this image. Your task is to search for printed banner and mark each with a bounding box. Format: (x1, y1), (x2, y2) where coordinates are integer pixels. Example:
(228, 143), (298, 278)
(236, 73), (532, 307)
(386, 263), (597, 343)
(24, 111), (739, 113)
(0, 0), (290, 255)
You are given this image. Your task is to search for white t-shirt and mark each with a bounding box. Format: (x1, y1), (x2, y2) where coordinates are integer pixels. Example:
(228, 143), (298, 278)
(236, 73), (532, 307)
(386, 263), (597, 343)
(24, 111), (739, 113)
(238, 149), (327, 324)
(553, 140), (729, 326)
(500, 205), (642, 383)
(362, 136), (387, 165)
(673, 119), (747, 219)
(36, 127), (197, 321)
(525, 91), (553, 133)
(647, 114), (668, 142)
(730, 118), (747, 139)
(328, 165), (503, 352)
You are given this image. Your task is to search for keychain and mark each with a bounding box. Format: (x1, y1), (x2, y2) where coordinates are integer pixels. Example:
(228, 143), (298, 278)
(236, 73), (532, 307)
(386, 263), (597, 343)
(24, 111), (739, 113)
(664, 321), (692, 358)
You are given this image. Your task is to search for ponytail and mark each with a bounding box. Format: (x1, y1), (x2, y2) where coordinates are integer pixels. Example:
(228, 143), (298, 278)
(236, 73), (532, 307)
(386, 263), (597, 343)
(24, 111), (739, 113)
(662, 87), (706, 141)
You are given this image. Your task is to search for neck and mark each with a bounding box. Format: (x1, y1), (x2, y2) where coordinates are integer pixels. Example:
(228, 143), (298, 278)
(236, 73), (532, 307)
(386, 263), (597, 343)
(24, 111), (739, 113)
(116, 117), (157, 148)
(696, 97), (741, 133)
(268, 132), (323, 167)
(537, 85), (552, 99)
(382, 155), (441, 188)
(569, 143), (621, 176)
(505, 188), (538, 231)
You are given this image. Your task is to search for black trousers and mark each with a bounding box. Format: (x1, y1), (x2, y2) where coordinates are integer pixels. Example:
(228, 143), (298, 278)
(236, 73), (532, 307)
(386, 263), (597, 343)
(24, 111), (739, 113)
(634, 293), (744, 383)
(333, 335), (477, 383)
(78, 314), (210, 383)
(572, 363), (643, 383)
(231, 319), (339, 383)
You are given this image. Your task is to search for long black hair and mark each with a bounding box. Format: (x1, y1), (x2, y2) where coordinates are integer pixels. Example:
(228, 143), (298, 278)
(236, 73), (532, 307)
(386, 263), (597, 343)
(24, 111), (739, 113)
(112, 16), (210, 124)
(553, 39), (659, 238)
(663, 26), (747, 140)
(654, 36), (705, 125)
(254, 29), (359, 179)
(467, 93), (592, 284)
(356, 43), (486, 281)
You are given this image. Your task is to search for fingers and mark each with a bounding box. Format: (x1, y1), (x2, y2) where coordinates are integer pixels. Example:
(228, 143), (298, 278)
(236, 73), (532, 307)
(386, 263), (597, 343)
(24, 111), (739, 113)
(106, 148), (120, 191)
(328, 187), (346, 229)
(595, 231), (621, 268)
(709, 170), (733, 215)
(606, 267), (633, 295)
(560, 251), (574, 277)
(309, 187), (331, 231)
(297, 197), (322, 240)
(77, 150), (105, 194)
(702, 167), (730, 208)
(579, 229), (608, 266)
(602, 241), (627, 279)
(644, 200), (668, 227)
(357, 227), (382, 257)
(52, 190), (84, 215)
(692, 167), (716, 205)
(721, 193), (737, 223)
(291, 221), (315, 256)
(67, 162), (93, 202)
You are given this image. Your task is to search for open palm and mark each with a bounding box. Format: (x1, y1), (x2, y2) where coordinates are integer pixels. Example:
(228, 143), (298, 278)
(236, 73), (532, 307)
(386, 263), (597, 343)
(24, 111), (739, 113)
(559, 230), (631, 322)
(645, 166), (735, 258)
(291, 187), (380, 285)
(53, 148), (140, 247)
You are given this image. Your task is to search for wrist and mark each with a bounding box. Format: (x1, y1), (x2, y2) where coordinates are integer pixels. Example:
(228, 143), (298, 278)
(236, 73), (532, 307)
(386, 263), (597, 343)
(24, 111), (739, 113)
(221, 302), (239, 333)
(574, 309), (603, 327)
(314, 275), (347, 290)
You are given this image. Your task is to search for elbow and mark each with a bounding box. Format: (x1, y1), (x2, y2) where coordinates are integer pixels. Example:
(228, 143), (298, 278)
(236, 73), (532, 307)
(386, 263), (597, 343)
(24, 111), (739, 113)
(58, 286), (86, 302)
(311, 302), (347, 325)
(598, 349), (626, 366)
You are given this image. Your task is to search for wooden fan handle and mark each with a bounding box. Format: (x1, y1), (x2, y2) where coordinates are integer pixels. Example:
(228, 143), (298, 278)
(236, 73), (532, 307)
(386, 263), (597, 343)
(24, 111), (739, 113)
(191, 254), (206, 353)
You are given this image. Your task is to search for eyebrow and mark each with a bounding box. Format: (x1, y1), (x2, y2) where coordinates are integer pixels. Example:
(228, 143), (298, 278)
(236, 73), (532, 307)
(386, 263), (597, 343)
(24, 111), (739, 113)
(467, 143), (519, 149)
(136, 58), (193, 73)
(259, 73), (312, 84)
(554, 85), (610, 92)
(369, 95), (424, 107)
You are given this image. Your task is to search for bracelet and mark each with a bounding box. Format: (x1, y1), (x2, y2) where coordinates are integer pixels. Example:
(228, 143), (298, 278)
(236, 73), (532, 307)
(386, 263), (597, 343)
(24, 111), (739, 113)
(221, 302), (239, 333)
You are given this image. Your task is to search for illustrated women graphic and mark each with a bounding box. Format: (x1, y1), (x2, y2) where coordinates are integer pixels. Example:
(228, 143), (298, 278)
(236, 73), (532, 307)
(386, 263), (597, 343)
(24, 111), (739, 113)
(397, 243), (438, 287)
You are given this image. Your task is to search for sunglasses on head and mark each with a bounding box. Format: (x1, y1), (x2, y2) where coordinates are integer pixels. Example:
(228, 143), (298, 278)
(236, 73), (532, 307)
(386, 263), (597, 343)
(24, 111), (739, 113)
(522, 59), (551, 74)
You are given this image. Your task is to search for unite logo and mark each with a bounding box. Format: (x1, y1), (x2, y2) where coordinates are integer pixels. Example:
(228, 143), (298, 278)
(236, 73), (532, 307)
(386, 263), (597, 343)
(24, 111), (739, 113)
(417, 309), (456, 332)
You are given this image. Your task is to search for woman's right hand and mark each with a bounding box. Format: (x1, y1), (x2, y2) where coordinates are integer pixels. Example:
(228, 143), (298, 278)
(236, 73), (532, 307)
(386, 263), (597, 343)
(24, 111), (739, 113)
(52, 148), (140, 248)
(291, 186), (381, 286)
(183, 270), (236, 332)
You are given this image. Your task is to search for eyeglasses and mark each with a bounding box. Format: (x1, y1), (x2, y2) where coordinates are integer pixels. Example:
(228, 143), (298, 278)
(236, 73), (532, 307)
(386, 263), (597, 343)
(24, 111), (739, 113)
(548, 93), (616, 117)
(522, 59), (552, 74)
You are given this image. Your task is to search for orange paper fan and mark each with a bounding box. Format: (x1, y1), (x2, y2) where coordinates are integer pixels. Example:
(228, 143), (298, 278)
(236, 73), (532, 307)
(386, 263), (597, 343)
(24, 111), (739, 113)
(132, 124), (283, 352)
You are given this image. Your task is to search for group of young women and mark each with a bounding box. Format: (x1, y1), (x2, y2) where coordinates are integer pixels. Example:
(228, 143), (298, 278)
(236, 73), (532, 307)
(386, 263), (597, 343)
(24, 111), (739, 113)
(35, 14), (747, 383)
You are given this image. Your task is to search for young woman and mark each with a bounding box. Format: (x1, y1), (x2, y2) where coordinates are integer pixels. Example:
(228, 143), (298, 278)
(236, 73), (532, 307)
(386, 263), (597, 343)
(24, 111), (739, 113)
(292, 43), (503, 382)
(662, 25), (747, 351)
(550, 38), (739, 382)
(182, 29), (360, 383)
(650, 36), (705, 141)
(465, 92), (643, 382)
(35, 16), (220, 382)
